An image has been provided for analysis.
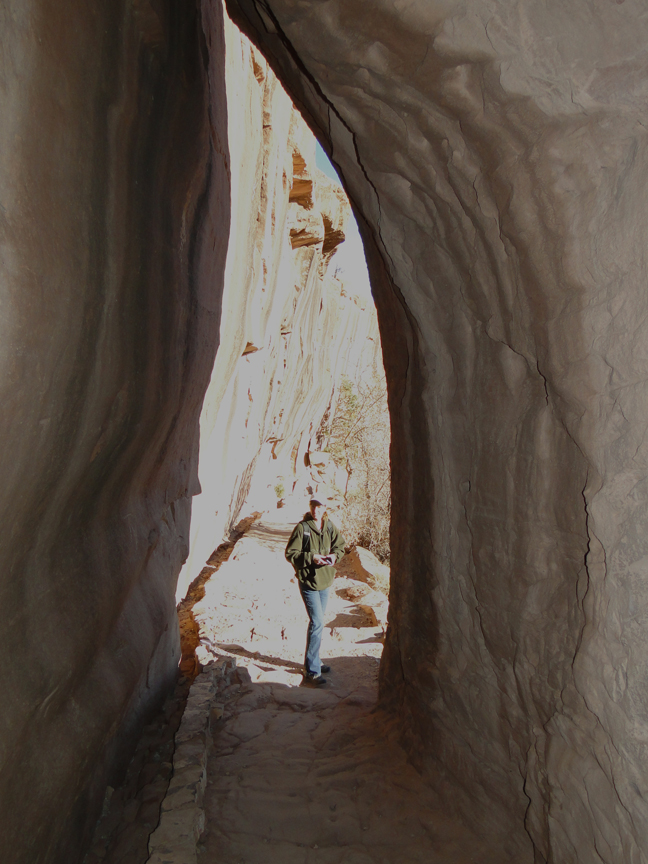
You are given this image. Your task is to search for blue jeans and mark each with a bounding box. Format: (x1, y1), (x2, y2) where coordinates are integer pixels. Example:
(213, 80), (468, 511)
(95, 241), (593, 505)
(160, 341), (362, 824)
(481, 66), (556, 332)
(299, 584), (331, 676)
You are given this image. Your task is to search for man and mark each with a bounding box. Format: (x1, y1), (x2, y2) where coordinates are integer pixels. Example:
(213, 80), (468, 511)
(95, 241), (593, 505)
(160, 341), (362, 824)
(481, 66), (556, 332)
(285, 495), (346, 687)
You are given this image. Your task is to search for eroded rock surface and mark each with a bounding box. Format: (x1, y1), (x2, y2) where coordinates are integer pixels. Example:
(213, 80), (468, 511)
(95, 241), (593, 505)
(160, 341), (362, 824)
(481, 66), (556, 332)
(339, 547), (390, 597)
(222, 1), (648, 861)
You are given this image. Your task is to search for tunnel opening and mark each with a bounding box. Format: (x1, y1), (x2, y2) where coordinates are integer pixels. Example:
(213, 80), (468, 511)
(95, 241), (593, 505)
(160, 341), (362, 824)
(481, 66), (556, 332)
(174, 19), (392, 687)
(175, 90), (390, 611)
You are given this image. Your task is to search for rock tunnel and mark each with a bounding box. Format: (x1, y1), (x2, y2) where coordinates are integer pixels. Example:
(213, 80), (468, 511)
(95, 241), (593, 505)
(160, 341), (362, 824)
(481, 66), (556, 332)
(2, 1), (648, 862)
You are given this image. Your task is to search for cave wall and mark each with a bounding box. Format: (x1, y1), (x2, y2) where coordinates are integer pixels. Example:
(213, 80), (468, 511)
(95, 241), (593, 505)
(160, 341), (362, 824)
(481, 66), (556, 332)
(223, 1), (648, 861)
(178, 17), (380, 596)
(0, 1), (229, 860)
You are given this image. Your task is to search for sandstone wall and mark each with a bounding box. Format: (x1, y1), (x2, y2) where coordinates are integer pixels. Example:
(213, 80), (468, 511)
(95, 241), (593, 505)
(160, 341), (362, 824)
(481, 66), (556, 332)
(178, 19), (380, 597)
(0, 2), (230, 860)
(224, 1), (648, 861)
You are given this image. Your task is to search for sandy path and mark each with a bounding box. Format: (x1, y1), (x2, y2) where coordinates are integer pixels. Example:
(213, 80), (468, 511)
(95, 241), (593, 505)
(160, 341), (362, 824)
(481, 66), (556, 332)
(193, 513), (507, 864)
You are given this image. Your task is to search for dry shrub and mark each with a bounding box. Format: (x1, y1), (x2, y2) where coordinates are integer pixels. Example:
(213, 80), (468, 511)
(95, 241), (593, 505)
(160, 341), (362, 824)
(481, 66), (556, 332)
(319, 367), (391, 562)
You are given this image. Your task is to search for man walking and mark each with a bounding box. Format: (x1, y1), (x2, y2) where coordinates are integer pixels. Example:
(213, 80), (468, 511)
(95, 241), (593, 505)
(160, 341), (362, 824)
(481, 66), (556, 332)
(285, 495), (346, 687)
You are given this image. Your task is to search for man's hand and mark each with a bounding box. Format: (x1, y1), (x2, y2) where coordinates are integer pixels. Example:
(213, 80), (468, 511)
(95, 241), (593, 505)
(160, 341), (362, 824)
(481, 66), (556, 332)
(314, 554), (335, 566)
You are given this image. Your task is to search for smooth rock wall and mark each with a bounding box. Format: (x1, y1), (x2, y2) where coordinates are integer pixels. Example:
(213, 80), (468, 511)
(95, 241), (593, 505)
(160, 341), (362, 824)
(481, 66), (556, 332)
(178, 17), (380, 597)
(0, 1), (229, 860)
(223, 1), (648, 861)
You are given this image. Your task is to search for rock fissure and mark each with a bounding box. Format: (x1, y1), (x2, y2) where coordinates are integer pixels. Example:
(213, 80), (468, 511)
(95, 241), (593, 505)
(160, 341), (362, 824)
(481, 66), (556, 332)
(573, 478), (594, 662)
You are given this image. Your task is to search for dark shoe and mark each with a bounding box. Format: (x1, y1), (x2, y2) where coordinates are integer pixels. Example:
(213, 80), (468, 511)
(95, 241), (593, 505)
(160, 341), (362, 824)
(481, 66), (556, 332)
(302, 673), (327, 687)
(320, 665), (332, 674)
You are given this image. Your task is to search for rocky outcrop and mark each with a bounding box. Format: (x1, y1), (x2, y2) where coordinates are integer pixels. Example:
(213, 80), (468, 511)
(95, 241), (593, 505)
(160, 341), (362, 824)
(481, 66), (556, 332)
(177, 19), (381, 597)
(223, 1), (648, 861)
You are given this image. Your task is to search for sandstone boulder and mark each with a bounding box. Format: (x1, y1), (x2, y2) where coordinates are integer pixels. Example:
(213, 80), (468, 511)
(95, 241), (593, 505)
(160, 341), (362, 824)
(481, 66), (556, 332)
(341, 547), (390, 597)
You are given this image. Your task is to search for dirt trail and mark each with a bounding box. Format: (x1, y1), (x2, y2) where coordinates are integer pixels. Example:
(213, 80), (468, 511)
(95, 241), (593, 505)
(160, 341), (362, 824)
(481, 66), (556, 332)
(192, 512), (506, 864)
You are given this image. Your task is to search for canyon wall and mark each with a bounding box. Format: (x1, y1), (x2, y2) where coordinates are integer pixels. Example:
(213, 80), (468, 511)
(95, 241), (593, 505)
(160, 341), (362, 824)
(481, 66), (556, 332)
(0, 2), (229, 860)
(224, 1), (648, 861)
(178, 19), (380, 597)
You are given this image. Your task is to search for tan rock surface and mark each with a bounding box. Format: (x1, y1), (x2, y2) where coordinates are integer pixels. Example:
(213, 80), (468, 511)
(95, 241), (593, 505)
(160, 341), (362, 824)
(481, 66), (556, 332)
(200, 679), (511, 864)
(11, 0), (648, 861)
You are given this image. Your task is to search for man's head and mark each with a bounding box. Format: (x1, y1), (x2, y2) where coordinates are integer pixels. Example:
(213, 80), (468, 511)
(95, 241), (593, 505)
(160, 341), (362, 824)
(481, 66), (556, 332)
(309, 495), (327, 520)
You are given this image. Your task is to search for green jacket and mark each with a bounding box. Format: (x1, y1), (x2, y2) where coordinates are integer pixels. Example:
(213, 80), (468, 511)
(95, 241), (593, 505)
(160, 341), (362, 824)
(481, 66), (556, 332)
(285, 514), (346, 590)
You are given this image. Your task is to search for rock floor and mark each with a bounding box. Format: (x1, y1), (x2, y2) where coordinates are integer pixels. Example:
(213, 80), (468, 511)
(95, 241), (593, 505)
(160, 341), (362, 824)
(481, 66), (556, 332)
(193, 510), (508, 864)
